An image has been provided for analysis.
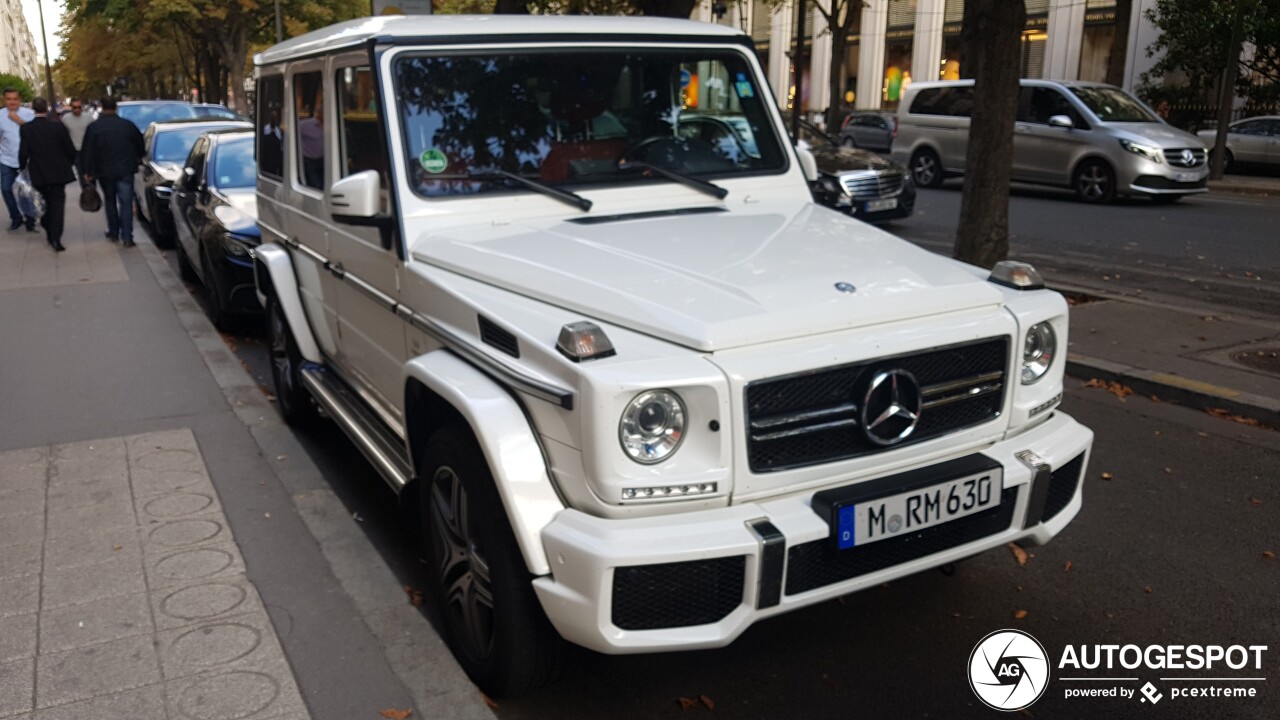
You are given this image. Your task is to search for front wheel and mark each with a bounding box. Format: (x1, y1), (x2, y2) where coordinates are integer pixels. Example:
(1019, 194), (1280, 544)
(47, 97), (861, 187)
(1072, 159), (1116, 204)
(265, 294), (318, 427)
(910, 149), (944, 188)
(421, 427), (564, 698)
(200, 241), (230, 330)
(841, 136), (857, 149)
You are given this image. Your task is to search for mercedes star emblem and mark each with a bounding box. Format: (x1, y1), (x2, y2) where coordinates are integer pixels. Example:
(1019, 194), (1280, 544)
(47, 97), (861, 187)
(1180, 149), (1194, 165)
(834, 282), (856, 294)
(861, 369), (923, 446)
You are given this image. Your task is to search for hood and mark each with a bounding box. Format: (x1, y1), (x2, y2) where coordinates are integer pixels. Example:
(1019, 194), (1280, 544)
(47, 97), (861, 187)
(216, 188), (260, 236)
(412, 204), (1003, 352)
(809, 145), (899, 176)
(1108, 122), (1204, 149)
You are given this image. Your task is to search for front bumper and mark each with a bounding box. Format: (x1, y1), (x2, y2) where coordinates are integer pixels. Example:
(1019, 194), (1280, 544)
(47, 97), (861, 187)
(533, 410), (1092, 654)
(1117, 156), (1208, 196)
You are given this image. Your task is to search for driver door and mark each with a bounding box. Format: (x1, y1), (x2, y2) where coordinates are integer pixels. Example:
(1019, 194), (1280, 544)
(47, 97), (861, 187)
(172, 136), (208, 273)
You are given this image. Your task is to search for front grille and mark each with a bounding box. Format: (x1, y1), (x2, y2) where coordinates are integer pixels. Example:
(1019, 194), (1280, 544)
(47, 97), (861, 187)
(1041, 453), (1084, 522)
(785, 487), (1018, 595)
(1163, 148), (1207, 167)
(842, 170), (905, 199)
(611, 556), (745, 630)
(746, 338), (1009, 472)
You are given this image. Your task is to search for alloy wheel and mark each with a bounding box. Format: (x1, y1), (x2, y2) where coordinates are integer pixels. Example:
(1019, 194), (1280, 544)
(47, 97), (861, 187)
(912, 154), (938, 186)
(1078, 165), (1110, 200)
(430, 466), (496, 664)
(268, 302), (295, 405)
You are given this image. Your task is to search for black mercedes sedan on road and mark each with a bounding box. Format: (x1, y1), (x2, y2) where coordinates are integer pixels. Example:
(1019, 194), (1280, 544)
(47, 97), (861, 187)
(136, 118), (251, 247)
(170, 129), (260, 329)
(798, 120), (916, 223)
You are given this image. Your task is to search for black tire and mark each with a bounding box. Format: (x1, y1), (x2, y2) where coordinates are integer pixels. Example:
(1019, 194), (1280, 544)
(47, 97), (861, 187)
(420, 427), (565, 698)
(841, 136), (857, 149)
(910, 148), (944, 188)
(147, 192), (175, 248)
(265, 293), (318, 426)
(1211, 148), (1235, 174)
(177, 243), (198, 282)
(200, 241), (230, 330)
(1072, 159), (1116, 204)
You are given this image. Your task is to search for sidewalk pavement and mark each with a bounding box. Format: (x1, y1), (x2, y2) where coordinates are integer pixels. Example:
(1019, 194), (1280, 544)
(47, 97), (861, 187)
(1207, 172), (1280, 197)
(1065, 295), (1280, 428)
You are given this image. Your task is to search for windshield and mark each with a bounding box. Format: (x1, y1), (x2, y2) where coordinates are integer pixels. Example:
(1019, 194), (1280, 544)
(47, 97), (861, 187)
(154, 125), (242, 163)
(1068, 86), (1157, 123)
(212, 138), (254, 189)
(120, 103), (198, 131)
(394, 48), (786, 198)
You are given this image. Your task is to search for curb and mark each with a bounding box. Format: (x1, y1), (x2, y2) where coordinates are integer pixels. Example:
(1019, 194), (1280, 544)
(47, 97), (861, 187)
(1207, 182), (1278, 197)
(1066, 352), (1280, 428)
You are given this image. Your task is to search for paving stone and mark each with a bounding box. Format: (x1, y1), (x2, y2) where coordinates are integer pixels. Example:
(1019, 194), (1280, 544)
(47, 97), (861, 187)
(156, 611), (283, 681)
(43, 530), (141, 573)
(142, 512), (232, 554)
(0, 448), (48, 490)
(42, 556), (145, 610)
(130, 470), (215, 500)
(128, 446), (204, 476)
(127, 430), (199, 456)
(135, 491), (221, 524)
(52, 439), (126, 465)
(0, 515), (44, 548)
(163, 656), (306, 720)
(0, 543), (41, 582)
(46, 478), (131, 514)
(47, 461), (127, 487)
(145, 542), (245, 591)
(0, 658), (34, 718)
(39, 594), (153, 654)
(32, 684), (166, 720)
(0, 576), (39, 619)
(150, 576), (265, 632)
(0, 615), (37, 664)
(35, 635), (161, 709)
(0, 489), (44, 521)
(45, 500), (136, 540)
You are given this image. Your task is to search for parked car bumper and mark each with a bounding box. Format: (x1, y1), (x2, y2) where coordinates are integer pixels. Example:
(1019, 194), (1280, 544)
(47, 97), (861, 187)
(533, 410), (1092, 654)
(218, 236), (262, 313)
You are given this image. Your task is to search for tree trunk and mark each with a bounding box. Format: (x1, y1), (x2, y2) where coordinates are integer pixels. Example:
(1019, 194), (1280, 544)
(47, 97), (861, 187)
(632, 0), (698, 18)
(1209, 0), (1246, 180)
(493, 0), (530, 11)
(200, 47), (222, 105)
(826, 10), (851, 131)
(1105, 0), (1132, 87)
(953, 0), (1026, 268)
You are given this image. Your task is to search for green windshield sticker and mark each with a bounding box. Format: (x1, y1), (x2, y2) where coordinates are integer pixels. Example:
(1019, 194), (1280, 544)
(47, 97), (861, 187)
(419, 148), (448, 174)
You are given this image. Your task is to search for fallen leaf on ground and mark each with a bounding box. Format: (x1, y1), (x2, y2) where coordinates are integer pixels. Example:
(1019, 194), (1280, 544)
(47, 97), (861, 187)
(1163, 467), (1173, 475)
(1064, 561), (1073, 573)
(1250, 498), (1263, 506)
(379, 710), (412, 719)
(678, 697), (697, 710)
(1264, 551), (1275, 560)
(1207, 408), (1266, 428)
(1014, 610), (1029, 620)
(1100, 472), (1113, 481)
(1082, 378), (1133, 400)
(1144, 586), (1153, 594)
(481, 693), (499, 709)
(403, 585), (423, 606)
(112, 544), (122, 551)
(700, 695), (716, 710)
(1009, 543), (1029, 567)
(263, 513), (270, 519)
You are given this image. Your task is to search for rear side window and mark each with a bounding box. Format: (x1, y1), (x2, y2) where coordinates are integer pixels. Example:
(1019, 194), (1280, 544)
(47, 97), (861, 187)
(257, 75), (285, 180)
(909, 87), (974, 118)
(294, 71), (325, 190)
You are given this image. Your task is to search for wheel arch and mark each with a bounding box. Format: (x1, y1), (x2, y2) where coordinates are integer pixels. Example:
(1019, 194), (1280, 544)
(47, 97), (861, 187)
(404, 351), (563, 576)
(253, 242), (321, 363)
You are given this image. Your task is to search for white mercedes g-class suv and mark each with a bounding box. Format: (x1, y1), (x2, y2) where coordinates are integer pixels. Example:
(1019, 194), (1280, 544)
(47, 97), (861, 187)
(252, 15), (1093, 697)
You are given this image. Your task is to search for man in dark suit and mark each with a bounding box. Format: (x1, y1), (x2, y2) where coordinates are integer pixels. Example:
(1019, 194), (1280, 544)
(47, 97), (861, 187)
(81, 96), (145, 247)
(18, 97), (76, 252)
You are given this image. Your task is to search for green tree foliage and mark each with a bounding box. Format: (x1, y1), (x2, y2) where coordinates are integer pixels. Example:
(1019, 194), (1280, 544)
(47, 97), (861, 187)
(0, 75), (36, 102)
(1142, 0), (1280, 108)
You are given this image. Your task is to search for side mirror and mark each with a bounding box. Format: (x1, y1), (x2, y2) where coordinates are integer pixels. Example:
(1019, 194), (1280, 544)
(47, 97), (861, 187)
(1048, 115), (1074, 129)
(794, 142), (819, 183)
(330, 170), (395, 251)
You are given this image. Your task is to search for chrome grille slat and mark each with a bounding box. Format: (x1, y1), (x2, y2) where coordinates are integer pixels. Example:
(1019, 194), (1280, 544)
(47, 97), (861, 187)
(751, 418), (860, 443)
(922, 382), (1002, 410)
(842, 170), (906, 199)
(1163, 148), (1207, 168)
(749, 402), (858, 430)
(922, 370), (1004, 397)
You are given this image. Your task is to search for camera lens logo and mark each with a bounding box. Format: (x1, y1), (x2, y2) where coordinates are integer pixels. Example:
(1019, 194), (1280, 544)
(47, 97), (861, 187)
(968, 630), (1050, 711)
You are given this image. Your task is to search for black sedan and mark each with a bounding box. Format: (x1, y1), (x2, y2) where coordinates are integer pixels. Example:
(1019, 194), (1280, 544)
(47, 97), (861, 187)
(136, 118), (251, 247)
(170, 129), (260, 329)
(798, 120), (915, 223)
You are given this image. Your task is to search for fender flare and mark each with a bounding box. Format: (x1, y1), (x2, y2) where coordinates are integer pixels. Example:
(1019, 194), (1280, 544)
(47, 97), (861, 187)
(253, 242), (322, 364)
(405, 351), (564, 576)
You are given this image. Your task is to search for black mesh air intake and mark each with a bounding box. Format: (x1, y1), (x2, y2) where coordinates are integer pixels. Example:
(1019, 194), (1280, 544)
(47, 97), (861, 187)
(1041, 453), (1085, 523)
(612, 556), (746, 631)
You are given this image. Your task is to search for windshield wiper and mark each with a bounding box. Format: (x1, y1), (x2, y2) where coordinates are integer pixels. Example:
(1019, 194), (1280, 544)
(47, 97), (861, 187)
(617, 161), (729, 200)
(467, 170), (592, 212)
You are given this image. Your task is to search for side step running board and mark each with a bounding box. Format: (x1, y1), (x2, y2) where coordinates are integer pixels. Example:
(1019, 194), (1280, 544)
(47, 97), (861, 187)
(300, 366), (413, 492)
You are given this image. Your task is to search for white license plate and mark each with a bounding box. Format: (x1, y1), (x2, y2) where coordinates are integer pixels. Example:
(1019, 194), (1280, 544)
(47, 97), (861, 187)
(835, 468), (1003, 549)
(1175, 172), (1198, 182)
(864, 198), (898, 212)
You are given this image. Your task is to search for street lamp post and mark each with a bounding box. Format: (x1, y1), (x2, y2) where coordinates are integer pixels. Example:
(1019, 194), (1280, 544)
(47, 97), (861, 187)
(34, 0), (56, 105)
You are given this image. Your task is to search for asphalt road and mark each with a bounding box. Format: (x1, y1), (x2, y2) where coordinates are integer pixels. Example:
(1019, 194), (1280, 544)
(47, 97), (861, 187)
(153, 187), (1280, 719)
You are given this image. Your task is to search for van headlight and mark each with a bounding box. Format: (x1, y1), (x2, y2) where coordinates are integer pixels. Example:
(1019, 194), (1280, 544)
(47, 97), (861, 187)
(1022, 322), (1056, 385)
(619, 389), (686, 464)
(1119, 139), (1162, 163)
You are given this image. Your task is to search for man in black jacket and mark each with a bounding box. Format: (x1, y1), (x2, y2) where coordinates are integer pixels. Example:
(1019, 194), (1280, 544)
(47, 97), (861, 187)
(18, 97), (76, 252)
(81, 96), (145, 247)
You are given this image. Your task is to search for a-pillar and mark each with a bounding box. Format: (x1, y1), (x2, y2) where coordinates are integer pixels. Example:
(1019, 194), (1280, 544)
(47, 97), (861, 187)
(911, 0), (946, 83)
(1043, 0), (1086, 80)
(855, 0), (888, 110)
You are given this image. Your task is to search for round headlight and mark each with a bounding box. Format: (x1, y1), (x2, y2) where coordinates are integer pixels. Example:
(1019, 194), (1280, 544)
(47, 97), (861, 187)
(619, 389), (686, 464)
(1022, 322), (1057, 385)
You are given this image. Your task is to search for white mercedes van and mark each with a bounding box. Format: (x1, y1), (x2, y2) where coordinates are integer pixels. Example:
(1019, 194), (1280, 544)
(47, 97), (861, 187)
(892, 79), (1209, 203)
(252, 15), (1093, 696)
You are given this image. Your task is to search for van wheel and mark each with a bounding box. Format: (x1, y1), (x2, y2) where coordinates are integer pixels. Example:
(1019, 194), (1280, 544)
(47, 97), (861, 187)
(910, 149), (944, 188)
(1211, 148), (1234, 173)
(841, 136), (857, 149)
(265, 294), (318, 426)
(420, 427), (564, 698)
(1072, 159), (1116, 203)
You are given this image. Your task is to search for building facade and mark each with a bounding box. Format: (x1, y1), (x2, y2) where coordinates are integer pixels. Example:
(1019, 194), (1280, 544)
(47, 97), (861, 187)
(692, 0), (1163, 117)
(0, 0), (40, 89)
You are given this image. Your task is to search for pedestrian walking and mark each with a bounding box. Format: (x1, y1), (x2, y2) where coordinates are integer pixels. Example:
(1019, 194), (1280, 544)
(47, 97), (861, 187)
(60, 97), (93, 181)
(18, 97), (76, 253)
(1, 86), (37, 233)
(80, 96), (145, 247)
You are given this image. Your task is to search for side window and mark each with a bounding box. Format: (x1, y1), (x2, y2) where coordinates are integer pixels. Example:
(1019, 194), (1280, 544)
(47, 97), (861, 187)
(1023, 88), (1079, 125)
(910, 88), (944, 116)
(336, 66), (387, 189)
(188, 138), (208, 189)
(294, 71), (325, 190)
(911, 88), (973, 118)
(256, 75), (284, 180)
(1233, 120), (1265, 136)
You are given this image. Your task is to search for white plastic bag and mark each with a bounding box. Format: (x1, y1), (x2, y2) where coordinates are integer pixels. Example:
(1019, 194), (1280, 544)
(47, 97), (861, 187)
(14, 170), (44, 220)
